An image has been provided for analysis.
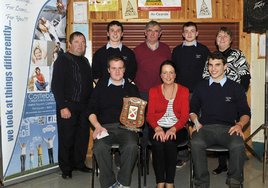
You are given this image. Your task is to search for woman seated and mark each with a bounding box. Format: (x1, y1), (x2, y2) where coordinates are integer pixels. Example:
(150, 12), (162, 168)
(147, 60), (189, 188)
(33, 67), (48, 91)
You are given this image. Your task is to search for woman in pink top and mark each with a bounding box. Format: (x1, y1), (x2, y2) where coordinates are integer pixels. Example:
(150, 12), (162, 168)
(147, 60), (189, 188)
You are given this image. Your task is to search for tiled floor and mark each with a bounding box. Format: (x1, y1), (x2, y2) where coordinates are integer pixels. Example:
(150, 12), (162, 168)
(4, 155), (268, 188)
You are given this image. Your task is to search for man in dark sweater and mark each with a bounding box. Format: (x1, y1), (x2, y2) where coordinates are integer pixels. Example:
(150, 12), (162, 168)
(190, 52), (251, 188)
(51, 32), (94, 179)
(88, 55), (140, 188)
(92, 20), (137, 83)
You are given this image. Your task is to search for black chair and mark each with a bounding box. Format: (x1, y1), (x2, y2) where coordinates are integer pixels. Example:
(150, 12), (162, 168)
(143, 126), (190, 186)
(91, 143), (142, 188)
(189, 145), (244, 188)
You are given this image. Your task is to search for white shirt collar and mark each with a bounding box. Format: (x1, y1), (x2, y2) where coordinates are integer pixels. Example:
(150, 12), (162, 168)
(106, 42), (122, 51)
(182, 40), (197, 47)
(108, 77), (125, 87)
(209, 76), (227, 87)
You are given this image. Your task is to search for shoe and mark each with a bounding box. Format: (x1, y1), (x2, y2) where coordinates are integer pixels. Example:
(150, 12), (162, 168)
(76, 166), (92, 173)
(176, 160), (186, 168)
(61, 172), (72, 179)
(212, 165), (228, 175)
(117, 182), (130, 188)
(229, 183), (241, 188)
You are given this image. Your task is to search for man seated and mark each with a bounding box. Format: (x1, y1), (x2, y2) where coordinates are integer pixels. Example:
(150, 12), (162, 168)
(87, 55), (140, 188)
(190, 51), (251, 188)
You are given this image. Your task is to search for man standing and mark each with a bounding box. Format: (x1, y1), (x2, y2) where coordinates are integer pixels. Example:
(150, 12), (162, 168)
(88, 55), (140, 188)
(190, 51), (251, 188)
(52, 31), (93, 179)
(92, 20), (137, 83)
(172, 21), (210, 167)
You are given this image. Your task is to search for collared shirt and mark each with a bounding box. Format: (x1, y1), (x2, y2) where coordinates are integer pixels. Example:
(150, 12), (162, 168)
(146, 40), (159, 51)
(182, 40), (197, 47)
(106, 42), (123, 51)
(107, 77), (125, 87)
(209, 76), (227, 87)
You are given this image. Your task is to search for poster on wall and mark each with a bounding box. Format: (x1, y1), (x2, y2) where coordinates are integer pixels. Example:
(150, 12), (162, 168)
(0, 0), (67, 185)
(138, 0), (181, 11)
(88, 0), (119, 12)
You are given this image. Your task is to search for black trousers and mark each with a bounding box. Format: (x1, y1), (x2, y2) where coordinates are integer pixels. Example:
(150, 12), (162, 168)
(56, 102), (90, 174)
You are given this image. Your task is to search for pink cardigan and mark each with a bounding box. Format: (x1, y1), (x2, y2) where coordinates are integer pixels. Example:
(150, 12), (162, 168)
(146, 84), (189, 131)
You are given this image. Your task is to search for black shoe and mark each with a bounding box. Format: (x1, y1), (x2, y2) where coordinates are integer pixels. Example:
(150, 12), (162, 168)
(212, 166), (228, 175)
(62, 172), (72, 179)
(76, 166), (92, 173)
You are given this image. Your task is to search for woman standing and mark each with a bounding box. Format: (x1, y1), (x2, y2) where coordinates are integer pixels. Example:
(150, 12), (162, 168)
(147, 60), (189, 188)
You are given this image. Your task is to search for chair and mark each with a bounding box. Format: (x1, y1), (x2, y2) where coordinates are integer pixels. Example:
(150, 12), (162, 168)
(143, 126), (190, 186)
(91, 143), (142, 188)
(189, 145), (244, 188)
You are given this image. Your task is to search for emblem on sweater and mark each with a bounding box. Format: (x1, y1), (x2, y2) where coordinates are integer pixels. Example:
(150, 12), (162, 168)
(225, 97), (232, 102)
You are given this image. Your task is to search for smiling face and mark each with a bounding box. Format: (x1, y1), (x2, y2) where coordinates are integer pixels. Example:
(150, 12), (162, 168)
(208, 58), (227, 82)
(182, 25), (198, 43)
(107, 24), (123, 43)
(34, 48), (42, 60)
(216, 31), (232, 51)
(160, 64), (176, 85)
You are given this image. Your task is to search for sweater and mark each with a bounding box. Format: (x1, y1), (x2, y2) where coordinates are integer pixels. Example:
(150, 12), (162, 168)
(172, 42), (210, 92)
(92, 45), (137, 81)
(147, 84), (189, 131)
(87, 79), (140, 124)
(134, 42), (171, 93)
(190, 79), (251, 126)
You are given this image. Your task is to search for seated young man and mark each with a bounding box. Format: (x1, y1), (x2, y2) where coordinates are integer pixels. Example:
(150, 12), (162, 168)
(190, 51), (251, 188)
(87, 55), (140, 188)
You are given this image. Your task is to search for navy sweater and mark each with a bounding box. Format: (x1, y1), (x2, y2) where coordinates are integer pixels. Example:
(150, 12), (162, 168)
(190, 79), (251, 126)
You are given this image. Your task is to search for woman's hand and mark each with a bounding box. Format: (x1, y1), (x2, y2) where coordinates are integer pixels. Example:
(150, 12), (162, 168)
(165, 127), (176, 141)
(153, 127), (165, 142)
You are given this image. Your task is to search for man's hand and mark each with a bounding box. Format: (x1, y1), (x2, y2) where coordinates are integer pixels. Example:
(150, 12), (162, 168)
(60, 108), (71, 119)
(153, 127), (165, 142)
(228, 124), (244, 139)
(164, 127), (176, 141)
(192, 123), (203, 133)
(93, 126), (107, 140)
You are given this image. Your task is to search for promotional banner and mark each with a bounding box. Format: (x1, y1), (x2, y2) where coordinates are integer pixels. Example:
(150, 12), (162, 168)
(0, 0), (66, 184)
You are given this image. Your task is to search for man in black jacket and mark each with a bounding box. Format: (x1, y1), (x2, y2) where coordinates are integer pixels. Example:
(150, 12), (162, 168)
(51, 31), (93, 179)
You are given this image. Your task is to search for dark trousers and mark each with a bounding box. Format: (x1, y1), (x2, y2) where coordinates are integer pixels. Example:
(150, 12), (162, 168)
(48, 148), (54, 164)
(20, 155), (26, 172)
(150, 127), (188, 184)
(93, 123), (138, 188)
(191, 124), (245, 188)
(56, 102), (89, 174)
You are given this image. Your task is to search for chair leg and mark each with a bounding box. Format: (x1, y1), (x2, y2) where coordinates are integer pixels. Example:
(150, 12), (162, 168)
(189, 152), (194, 188)
(143, 146), (147, 186)
(91, 155), (95, 188)
(137, 146), (141, 188)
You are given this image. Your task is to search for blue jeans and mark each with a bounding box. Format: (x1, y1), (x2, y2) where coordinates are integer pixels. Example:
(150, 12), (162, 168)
(191, 124), (245, 188)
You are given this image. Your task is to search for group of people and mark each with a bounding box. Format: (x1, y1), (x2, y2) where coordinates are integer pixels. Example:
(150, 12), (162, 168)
(51, 20), (251, 188)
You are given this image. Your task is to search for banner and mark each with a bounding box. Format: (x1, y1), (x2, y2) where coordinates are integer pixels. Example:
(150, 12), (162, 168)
(0, 0), (66, 184)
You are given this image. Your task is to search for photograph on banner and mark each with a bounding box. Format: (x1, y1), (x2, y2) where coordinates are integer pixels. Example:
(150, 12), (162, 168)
(27, 66), (50, 93)
(31, 40), (48, 66)
(138, 0), (181, 11)
(122, 0), (138, 19)
(88, 0), (119, 11)
(73, 1), (88, 23)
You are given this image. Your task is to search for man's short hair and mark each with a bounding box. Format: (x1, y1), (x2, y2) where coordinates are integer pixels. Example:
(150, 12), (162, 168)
(217, 27), (232, 40)
(145, 20), (162, 31)
(182, 22), (198, 31)
(107, 20), (124, 32)
(208, 51), (227, 65)
(107, 55), (126, 68)
(69, 31), (85, 43)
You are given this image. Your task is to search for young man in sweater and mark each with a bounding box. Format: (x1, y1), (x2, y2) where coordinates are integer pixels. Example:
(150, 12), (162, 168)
(190, 51), (250, 188)
(88, 55), (140, 188)
(92, 20), (137, 83)
(172, 21), (210, 168)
